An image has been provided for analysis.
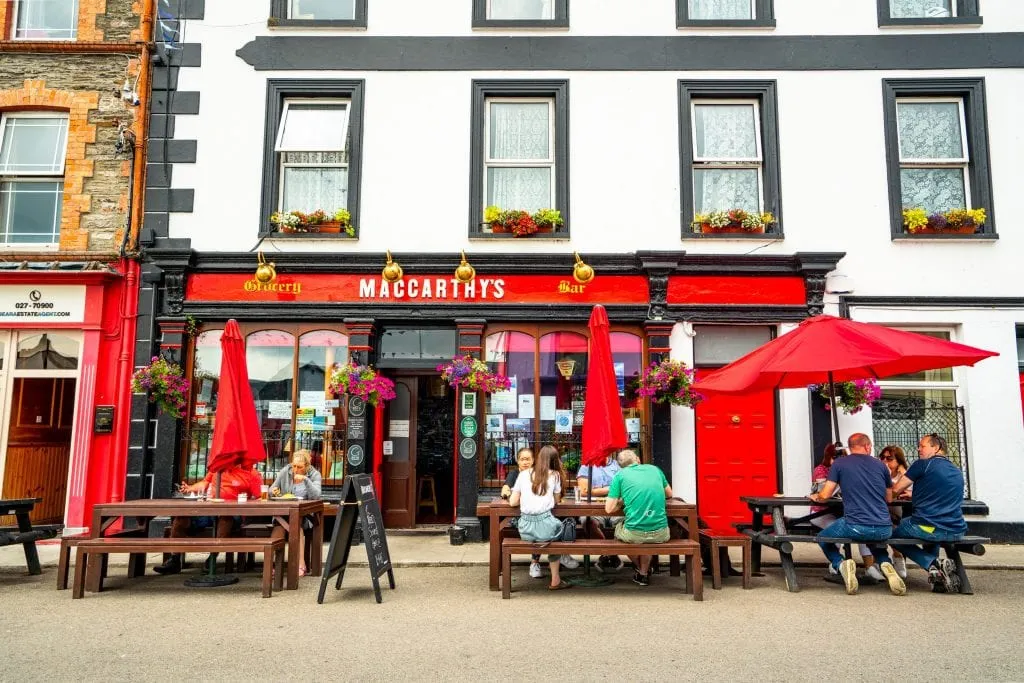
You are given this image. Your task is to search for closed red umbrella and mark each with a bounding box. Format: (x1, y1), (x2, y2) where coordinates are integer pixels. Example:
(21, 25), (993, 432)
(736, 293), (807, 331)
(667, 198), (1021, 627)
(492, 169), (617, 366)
(581, 305), (628, 469)
(207, 319), (267, 486)
(692, 315), (998, 442)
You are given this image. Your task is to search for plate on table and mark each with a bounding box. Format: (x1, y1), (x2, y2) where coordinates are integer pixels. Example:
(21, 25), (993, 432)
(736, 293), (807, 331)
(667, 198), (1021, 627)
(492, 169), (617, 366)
(270, 496), (298, 501)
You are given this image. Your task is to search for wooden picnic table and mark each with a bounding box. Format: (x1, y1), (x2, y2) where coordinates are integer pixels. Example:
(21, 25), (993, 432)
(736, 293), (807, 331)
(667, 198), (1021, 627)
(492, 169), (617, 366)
(477, 498), (700, 591)
(739, 495), (987, 592)
(0, 498), (59, 575)
(89, 498), (324, 592)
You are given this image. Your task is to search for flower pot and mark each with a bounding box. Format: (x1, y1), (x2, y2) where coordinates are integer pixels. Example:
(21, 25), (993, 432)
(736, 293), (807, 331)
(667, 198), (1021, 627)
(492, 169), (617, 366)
(535, 225), (555, 233)
(700, 223), (765, 234)
(448, 526), (466, 546)
(912, 225), (978, 235)
(317, 221), (344, 233)
(490, 223), (512, 234)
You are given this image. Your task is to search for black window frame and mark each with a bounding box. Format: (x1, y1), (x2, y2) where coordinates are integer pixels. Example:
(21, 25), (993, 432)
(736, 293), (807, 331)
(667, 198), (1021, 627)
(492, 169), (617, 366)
(678, 80), (783, 240)
(269, 0), (368, 28)
(468, 79), (569, 239)
(472, 0), (569, 29)
(677, 0), (775, 28)
(877, 0), (982, 27)
(259, 79), (365, 239)
(882, 77), (996, 240)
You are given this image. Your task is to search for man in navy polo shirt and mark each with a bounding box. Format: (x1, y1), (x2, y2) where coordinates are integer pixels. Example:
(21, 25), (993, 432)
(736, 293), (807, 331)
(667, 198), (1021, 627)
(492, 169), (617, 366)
(809, 433), (905, 596)
(891, 433), (968, 593)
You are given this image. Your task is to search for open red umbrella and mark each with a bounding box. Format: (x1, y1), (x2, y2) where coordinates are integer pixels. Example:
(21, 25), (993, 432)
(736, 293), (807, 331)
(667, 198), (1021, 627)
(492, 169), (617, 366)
(207, 319), (267, 490)
(581, 305), (628, 471)
(692, 314), (998, 443)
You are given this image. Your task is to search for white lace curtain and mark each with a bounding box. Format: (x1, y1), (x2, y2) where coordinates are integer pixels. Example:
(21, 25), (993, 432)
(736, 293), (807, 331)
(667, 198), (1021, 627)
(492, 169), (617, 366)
(692, 104), (761, 212)
(898, 101), (967, 211)
(15, 0), (78, 38)
(889, 0), (952, 18)
(487, 102), (553, 211)
(488, 0), (554, 20)
(687, 0), (754, 20)
(282, 154), (348, 213)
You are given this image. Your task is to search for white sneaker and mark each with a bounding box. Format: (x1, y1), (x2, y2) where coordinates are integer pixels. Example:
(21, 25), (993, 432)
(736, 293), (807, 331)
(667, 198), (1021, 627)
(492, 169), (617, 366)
(840, 559), (859, 595)
(893, 555), (908, 579)
(529, 562), (543, 579)
(880, 561), (907, 596)
(559, 555), (580, 569)
(865, 564), (885, 582)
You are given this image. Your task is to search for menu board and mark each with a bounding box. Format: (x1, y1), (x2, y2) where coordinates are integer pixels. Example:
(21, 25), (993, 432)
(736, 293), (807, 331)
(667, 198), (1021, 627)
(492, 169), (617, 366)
(318, 474), (395, 605)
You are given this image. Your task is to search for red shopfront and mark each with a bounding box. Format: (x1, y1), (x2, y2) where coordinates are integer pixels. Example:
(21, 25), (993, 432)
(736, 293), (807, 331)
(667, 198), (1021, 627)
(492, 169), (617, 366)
(162, 250), (839, 537)
(0, 263), (138, 531)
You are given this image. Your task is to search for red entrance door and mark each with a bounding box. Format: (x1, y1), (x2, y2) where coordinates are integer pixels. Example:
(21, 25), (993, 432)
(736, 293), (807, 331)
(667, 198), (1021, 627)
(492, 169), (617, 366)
(695, 385), (777, 532)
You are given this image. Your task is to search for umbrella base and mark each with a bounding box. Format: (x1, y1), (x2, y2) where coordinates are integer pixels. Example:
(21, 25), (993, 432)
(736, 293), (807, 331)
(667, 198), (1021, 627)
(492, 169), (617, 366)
(184, 574), (239, 588)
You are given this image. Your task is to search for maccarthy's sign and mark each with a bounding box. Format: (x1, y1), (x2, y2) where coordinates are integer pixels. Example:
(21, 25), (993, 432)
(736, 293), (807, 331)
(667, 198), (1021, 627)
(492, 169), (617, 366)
(185, 273), (649, 305)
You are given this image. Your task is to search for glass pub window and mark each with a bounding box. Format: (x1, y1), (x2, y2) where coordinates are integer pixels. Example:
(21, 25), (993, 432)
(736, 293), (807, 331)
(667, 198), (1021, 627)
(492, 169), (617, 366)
(483, 99), (555, 225)
(0, 114), (69, 245)
(896, 98), (970, 213)
(274, 100), (350, 214)
(688, 0), (755, 20)
(691, 100), (764, 214)
(288, 0), (355, 20)
(13, 0), (79, 40)
(487, 0), (554, 20)
(889, 0), (953, 18)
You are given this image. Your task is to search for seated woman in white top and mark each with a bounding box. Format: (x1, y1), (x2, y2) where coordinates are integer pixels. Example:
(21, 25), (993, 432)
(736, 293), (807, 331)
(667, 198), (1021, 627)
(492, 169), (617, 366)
(509, 450), (571, 591)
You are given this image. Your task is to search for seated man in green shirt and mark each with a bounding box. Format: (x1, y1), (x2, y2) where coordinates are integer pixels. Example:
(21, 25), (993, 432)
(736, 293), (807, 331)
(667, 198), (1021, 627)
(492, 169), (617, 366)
(605, 449), (672, 586)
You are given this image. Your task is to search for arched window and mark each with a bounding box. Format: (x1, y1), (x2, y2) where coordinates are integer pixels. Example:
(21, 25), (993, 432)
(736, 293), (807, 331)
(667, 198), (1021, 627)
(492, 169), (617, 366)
(246, 330), (295, 432)
(483, 331), (535, 484)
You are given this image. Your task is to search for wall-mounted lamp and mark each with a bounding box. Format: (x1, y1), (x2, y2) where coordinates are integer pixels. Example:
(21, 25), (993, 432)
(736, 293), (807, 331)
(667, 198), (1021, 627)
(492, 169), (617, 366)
(572, 252), (594, 284)
(254, 250), (276, 284)
(382, 250), (403, 283)
(454, 250), (476, 284)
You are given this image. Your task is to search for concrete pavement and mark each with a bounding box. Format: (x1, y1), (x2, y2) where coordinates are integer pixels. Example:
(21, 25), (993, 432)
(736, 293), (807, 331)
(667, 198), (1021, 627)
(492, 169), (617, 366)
(2, 562), (1023, 681)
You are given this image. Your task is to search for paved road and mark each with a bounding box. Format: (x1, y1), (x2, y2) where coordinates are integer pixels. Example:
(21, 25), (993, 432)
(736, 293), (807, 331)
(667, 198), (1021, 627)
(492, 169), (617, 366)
(2, 564), (1023, 681)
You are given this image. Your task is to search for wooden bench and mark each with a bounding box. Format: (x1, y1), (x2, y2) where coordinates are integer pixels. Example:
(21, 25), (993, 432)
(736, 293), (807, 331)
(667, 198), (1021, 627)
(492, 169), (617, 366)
(501, 538), (703, 601)
(699, 530), (752, 590)
(739, 527), (988, 594)
(72, 537), (286, 599)
(57, 529), (149, 590)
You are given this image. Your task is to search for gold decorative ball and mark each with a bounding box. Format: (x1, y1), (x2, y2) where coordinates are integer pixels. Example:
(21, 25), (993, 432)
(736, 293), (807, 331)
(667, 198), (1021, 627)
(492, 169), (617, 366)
(382, 261), (404, 283)
(254, 262), (276, 284)
(573, 261), (594, 284)
(455, 262), (476, 284)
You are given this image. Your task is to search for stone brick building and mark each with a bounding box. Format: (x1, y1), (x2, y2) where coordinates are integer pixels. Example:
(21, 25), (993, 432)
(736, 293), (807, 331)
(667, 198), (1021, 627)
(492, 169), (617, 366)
(0, 0), (152, 531)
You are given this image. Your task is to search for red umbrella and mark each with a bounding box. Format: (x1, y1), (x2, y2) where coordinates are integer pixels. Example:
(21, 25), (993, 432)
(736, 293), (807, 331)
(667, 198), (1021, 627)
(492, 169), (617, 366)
(207, 319), (267, 491)
(693, 314), (998, 442)
(581, 305), (628, 469)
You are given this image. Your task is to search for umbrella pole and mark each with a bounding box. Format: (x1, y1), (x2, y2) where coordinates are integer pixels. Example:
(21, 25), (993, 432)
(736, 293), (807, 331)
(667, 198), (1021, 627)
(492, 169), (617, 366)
(184, 470), (239, 588)
(828, 371), (842, 449)
(568, 464), (613, 587)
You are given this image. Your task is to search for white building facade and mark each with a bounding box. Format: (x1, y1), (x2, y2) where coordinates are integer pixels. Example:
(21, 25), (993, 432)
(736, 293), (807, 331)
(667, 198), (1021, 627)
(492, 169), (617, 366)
(134, 0), (1024, 540)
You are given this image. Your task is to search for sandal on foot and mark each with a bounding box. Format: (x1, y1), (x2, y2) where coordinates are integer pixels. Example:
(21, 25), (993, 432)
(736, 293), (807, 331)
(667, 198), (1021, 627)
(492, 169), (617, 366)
(548, 581), (573, 591)
(298, 566), (308, 577)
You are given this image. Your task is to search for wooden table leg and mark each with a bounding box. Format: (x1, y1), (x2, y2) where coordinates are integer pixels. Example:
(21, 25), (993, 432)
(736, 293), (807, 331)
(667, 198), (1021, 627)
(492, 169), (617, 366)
(741, 541), (752, 589)
(489, 512), (500, 591)
(310, 511), (324, 575)
(711, 540), (722, 590)
(287, 509), (300, 590)
(772, 507), (800, 592)
(15, 511), (42, 575)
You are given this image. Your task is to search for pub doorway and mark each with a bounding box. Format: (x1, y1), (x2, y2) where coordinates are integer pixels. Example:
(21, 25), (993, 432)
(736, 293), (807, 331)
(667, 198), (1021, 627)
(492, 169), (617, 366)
(381, 374), (455, 528)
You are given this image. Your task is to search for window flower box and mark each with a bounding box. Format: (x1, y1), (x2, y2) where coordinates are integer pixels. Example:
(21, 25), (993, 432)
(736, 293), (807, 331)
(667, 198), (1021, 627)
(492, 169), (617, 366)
(902, 207), (985, 235)
(692, 209), (775, 234)
(483, 206), (563, 237)
(271, 209), (354, 236)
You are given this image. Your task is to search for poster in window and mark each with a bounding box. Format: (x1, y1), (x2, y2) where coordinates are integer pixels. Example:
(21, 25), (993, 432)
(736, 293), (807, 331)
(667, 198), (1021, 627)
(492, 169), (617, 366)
(539, 395), (557, 421)
(490, 376), (517, 414)
(486, 414), (504, 433)
(614, 362), (625, 396)
(555, 410), (573, 434)
(517, 394), (535, 419)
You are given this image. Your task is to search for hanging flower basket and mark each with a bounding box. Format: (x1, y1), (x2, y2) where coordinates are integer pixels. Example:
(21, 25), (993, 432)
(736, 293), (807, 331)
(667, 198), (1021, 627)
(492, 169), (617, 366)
(811, 379), (881, 415)
(437, 355), (511, 393)
(132, 356), (190, 419)
(328, 362), (396, 406)
(633, 359), (704, 407)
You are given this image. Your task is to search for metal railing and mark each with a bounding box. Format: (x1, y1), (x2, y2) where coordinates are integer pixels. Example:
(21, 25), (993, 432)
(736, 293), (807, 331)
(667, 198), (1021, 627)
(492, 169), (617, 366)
(871, 397), (970, 497)
(481, 428), (649, 486)
(181, 428), (349, 486)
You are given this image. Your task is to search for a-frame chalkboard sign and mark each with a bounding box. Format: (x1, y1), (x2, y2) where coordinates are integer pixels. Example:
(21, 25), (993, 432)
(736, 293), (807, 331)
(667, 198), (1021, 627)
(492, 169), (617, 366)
(318, 474), (396, 604)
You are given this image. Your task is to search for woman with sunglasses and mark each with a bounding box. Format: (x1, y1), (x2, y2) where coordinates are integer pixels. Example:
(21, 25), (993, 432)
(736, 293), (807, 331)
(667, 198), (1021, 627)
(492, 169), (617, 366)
(879, 444), (911, 578)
